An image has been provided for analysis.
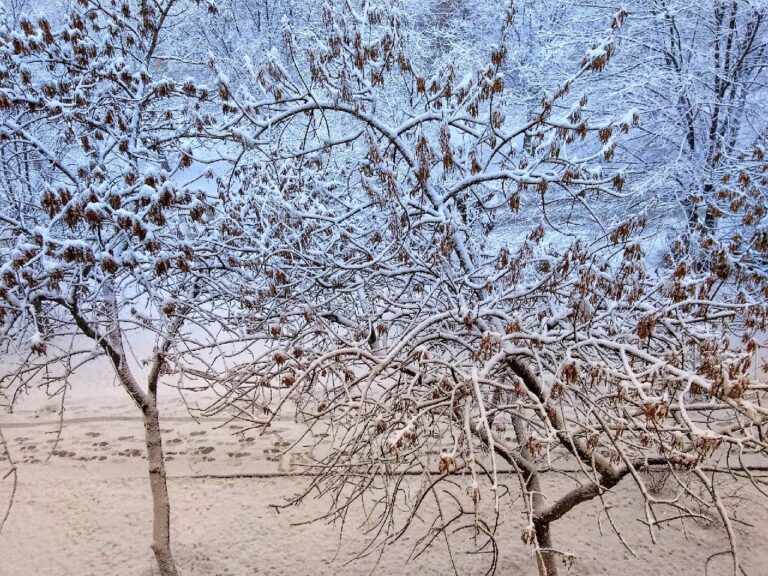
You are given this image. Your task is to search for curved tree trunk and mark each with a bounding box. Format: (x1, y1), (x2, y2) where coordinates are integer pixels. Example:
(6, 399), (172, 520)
(143, 401), (178, 576)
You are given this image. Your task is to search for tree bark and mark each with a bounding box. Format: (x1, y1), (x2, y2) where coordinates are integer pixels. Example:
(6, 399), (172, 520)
(507, 414), (558, 576)
(143, 400), (178, 576)
(533, 518), (558, 576)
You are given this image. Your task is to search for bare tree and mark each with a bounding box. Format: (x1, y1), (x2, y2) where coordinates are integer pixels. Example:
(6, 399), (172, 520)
(199, 3), (768, 575)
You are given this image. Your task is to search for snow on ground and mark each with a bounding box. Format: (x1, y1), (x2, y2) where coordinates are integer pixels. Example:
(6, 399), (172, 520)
(1, 383), (767, 576)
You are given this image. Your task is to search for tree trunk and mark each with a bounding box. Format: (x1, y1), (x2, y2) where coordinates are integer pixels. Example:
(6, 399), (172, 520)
(507, 413), (559, 576)
(534, 518), (558, 576)
(143, 403), (178, 576)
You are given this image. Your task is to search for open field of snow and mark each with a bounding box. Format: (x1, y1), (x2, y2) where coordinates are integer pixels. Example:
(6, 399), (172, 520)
(1, 384), (766, 576)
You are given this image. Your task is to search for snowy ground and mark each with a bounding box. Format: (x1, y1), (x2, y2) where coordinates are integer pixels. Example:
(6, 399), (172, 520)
(1, 382), (767, 576)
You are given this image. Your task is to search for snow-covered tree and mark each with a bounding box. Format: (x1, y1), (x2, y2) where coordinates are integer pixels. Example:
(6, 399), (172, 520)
(0, 2), (240, 574)
(198, 2), (768, 574)
(613, 1), (768, 292)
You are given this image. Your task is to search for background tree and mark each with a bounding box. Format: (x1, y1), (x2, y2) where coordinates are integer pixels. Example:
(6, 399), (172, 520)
(614, 0), (767, 287)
